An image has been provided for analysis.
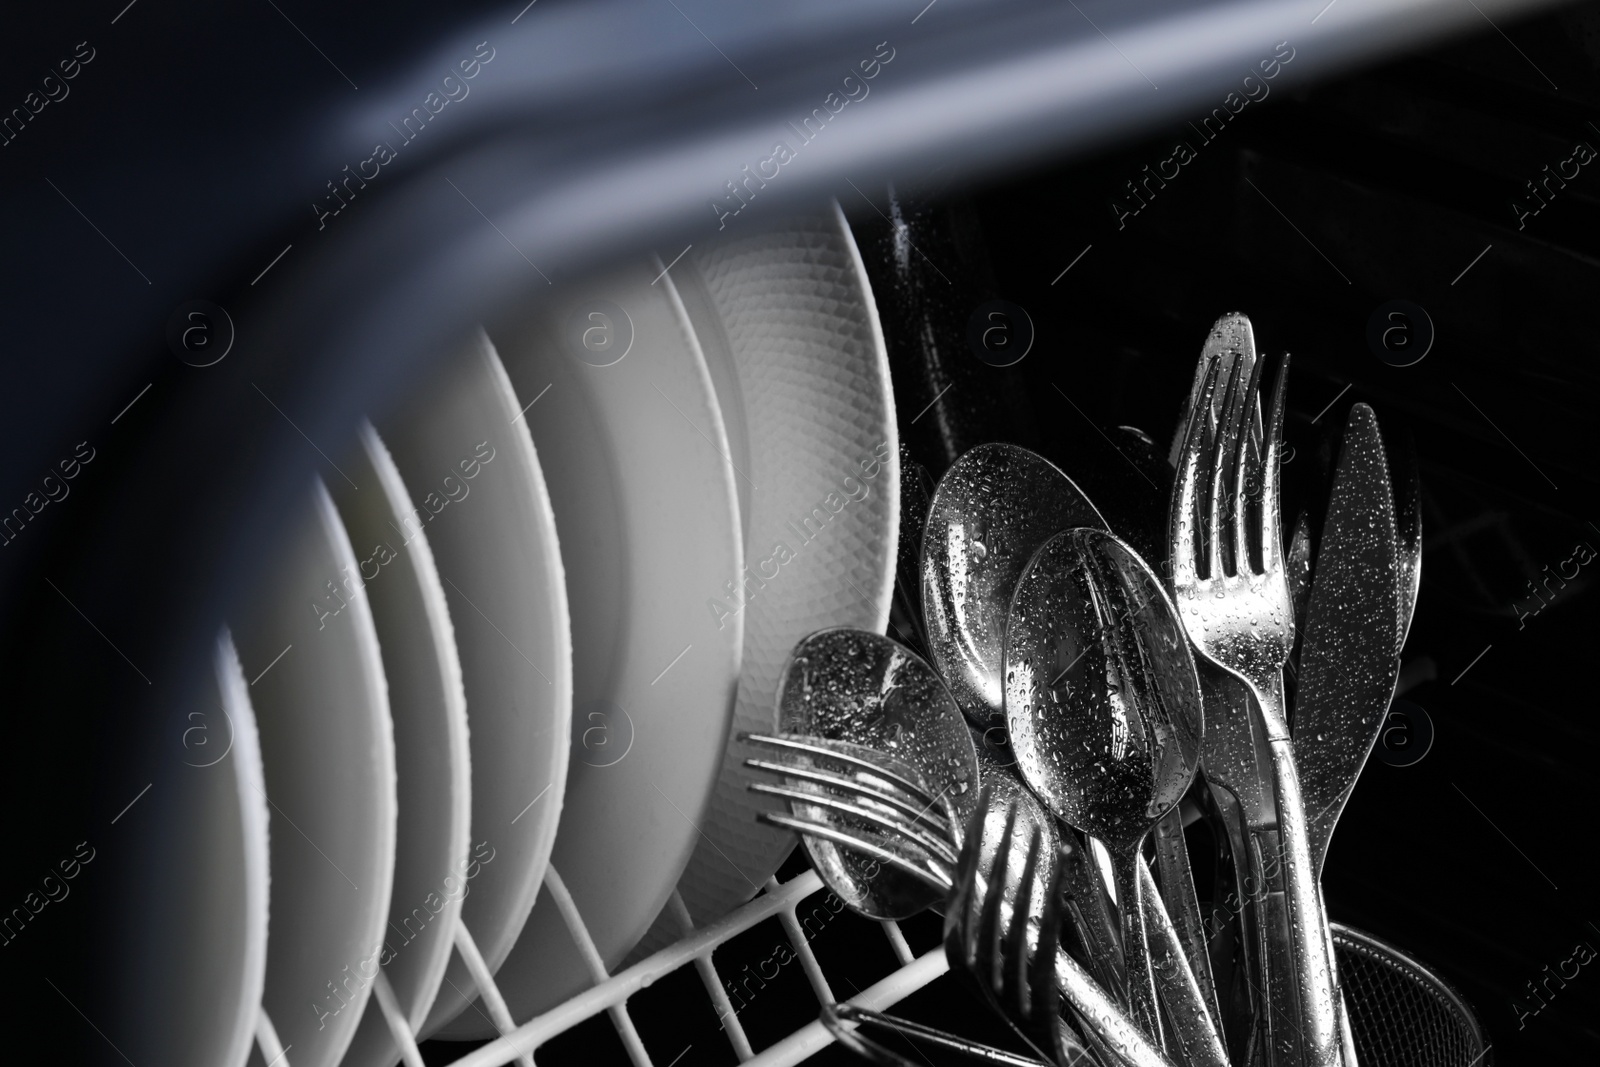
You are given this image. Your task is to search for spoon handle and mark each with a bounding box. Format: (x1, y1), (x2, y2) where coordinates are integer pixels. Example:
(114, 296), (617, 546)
(1054, 944), (1180, 1067)
(1061, 831), (1128, 1004)
(1110, 846), (1166, 1053)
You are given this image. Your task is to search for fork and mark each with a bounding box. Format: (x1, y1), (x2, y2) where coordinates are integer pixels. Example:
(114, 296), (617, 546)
(945, 794), (1185, 1067)
(747, 747), (1177, 1067)
(1170, 352), (1342, 1067)
(944, 793), (1095, 1066)
(745, 733), (962, 895)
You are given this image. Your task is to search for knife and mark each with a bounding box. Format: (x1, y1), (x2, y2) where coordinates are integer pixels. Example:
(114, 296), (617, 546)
(1292, 404), (1399, 1067)
(1292, 403), (1400, 878)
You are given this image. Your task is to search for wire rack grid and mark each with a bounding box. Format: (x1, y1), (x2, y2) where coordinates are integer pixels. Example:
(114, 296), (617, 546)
(252, 864), (947, 1067)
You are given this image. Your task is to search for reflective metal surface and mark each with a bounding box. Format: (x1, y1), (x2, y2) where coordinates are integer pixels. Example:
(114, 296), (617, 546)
(922, 443), (1108, 727)
(1003, 528), (1204, 1055)
(1292, 404), (1401, 880)
(775, 628), (979, 918)
(946, 791), (1177, 1067)
(1170, 348), (1342, 1067)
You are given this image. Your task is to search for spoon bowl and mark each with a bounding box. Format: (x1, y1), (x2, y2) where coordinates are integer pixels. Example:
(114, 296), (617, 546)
(1004, 529), (1203, 843)
(1003, 526), (1204, 1046)
(921, 443), (1107, 728)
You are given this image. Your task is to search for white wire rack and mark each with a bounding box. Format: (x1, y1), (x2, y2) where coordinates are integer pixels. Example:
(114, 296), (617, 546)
(255, 864), (949, 1067)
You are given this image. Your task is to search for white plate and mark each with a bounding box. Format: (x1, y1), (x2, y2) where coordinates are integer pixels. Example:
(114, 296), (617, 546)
(211, 633), (271, 1067)
(233, 480), (397, 1067)
(375, 330), (573, 1037)
(333, 424), (473, 1067)
(104, 630), (271, 1067)
(453, 255), (743, 1027)
(634, 202), (900, 953)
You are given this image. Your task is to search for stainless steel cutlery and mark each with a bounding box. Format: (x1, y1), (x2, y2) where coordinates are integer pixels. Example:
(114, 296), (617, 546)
(751, 311), (1411, 1067)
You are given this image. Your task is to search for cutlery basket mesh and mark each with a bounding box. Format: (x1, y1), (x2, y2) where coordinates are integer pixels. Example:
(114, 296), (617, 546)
(1333, 924), (1490, 1067)
(419, 864), (1488, 1067)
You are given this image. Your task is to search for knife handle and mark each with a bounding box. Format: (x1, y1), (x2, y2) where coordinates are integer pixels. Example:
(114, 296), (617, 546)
(1319, 890), (1361, 1067)
(1243, 880), (1359, 1066)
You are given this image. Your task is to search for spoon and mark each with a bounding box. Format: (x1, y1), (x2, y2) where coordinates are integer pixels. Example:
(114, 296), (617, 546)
(1004, 528), (1205, 1052)
(776, 627), (980, 919)
(921, 442), (1108, 728)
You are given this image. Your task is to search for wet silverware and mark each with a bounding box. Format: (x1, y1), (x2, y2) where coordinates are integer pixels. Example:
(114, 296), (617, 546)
(1291, 403), (1400, 882)
(746, 733), (960, 901)
(1003, 528), (1214, 1061)
(947, 792), (1178, 1067)
(1167, 312), (1263, 473)
(978, 739), (1231, 1067)
(1171, 352), (1342, 1067)
(1286, 509), (1315, 665)
(946, 792), (1083, 1065)
(774, 628), (981, 919)
(821, 1001), (1062, 1067)
(1150, 805), (1223, 1037)
(973, 730), (1127, 1010)
(922, 443), (1108, 728)
(1290, 403), (1400, 1067)
(758, 758), (1175, 1067)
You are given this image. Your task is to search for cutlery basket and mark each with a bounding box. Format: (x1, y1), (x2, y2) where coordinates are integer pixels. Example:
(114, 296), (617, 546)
(1333, 924), (1491, 1067)
(454, 861), (1489, 1067)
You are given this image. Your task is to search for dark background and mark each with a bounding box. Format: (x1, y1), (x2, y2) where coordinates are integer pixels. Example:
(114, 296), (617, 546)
(1, 0), (1595, 1064)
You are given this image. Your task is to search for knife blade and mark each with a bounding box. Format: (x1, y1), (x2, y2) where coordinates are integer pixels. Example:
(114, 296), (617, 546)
(1389, 430), (1422, 656)
(1292, 402), (1400, 878)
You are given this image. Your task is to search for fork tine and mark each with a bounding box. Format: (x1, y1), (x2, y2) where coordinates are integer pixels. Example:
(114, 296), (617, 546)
(1210, 349), (1249, 579)
(940, 783), (992, 979)
(1035, 841), (1070, 1010)
(747, 781), (959, 866)
(980, 800), (1021, 989)
(1259, 353), (1292, 577)
(742, 733), (938, 807)
(1232, 349), (1268, 576)
(946, 785), (993, 971)
(743, 758), (951, 838)
(1171, 357), (1223, 588)
(756, 811), (954, 893)
(1011, 825), (1045, 1019)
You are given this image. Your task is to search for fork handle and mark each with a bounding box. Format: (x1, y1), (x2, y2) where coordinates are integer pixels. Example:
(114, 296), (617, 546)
(1240, 831), (1300, 1067)
(1261, 738), (1343, 1067)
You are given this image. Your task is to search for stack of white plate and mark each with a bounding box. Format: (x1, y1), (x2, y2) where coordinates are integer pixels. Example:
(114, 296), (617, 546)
(175, 202), (899, 1066)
